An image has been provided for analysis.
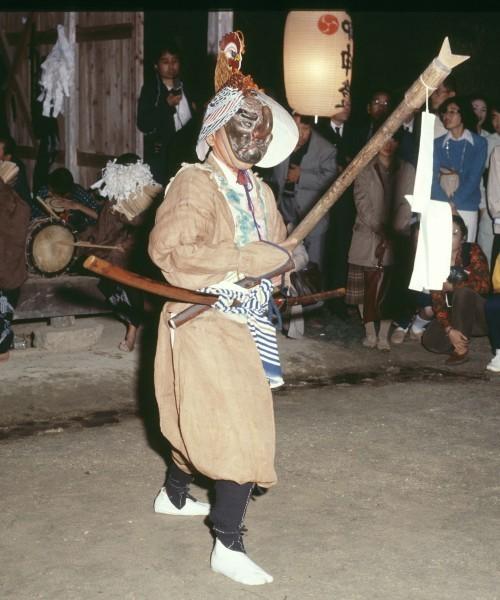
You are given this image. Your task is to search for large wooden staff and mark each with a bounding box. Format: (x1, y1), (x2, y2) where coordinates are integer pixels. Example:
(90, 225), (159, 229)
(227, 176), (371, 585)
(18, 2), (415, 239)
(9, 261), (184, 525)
(170, 37), (468, 328)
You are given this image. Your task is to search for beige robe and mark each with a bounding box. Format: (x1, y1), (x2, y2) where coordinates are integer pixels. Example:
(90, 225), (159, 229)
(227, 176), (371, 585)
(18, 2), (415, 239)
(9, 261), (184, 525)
(148, 154), (289, 487)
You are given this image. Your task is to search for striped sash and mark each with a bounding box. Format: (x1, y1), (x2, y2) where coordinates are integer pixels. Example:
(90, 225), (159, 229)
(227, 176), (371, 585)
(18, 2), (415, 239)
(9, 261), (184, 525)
(198, 279), (284, 389)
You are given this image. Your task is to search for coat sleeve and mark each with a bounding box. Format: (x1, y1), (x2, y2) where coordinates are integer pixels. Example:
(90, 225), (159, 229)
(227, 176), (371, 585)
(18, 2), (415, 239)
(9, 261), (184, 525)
(298, 139), (337, 193)
(353, 166), (383, 233)
(393, 163), (416, 234)
(431, 137), (449, 201)
(487, 146), (500, 220)
(148, 169), (291, 288)
(137, 81), (175, 136)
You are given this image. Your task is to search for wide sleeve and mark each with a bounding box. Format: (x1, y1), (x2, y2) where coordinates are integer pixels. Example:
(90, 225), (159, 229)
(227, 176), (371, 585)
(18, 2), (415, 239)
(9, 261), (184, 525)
(148, 168), (291, 290)
(393, 162), (415, 234)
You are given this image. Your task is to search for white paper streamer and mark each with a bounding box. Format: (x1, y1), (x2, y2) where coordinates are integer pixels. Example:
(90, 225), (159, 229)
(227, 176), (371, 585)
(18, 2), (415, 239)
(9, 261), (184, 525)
(37, 25), (75, 118)
(92, 159), (156, 202)
(406, 111), (452, 291)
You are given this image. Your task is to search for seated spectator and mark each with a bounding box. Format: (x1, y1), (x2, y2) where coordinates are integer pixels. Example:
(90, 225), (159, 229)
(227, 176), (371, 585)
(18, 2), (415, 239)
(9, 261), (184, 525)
(431, 96), (488, 242)
(0, 164), (30, 362)
(35, 167), (99, 233)
(0, 135), (32, 207)
(345, 129), (414, 350)
(422, 215), (490, 365)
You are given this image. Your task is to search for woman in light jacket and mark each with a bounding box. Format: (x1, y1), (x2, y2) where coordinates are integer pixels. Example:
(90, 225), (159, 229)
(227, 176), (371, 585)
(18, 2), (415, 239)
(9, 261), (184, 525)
(346, 130), (415, 350)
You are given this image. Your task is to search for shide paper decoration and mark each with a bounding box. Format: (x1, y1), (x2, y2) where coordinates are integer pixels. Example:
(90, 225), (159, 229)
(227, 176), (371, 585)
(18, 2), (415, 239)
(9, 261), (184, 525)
(283, 10), (353, 119)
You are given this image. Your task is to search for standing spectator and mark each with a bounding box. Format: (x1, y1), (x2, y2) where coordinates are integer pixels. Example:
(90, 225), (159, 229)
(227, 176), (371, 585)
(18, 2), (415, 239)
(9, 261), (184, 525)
(487, 100), (500, 160)
(271, 112), (337, 284)
(137, 42), (199, 186)
(430, 75), (457, 138)
(346, 130), (414, 350)
(398, 109), (421, 168)
(471, 94), (491, 137)
(422, 215), (490, 365)
(353, 89), (392, 152)
(488, 146), (500, 273)
(0, 167), (30, 362)
(470, 94), (495, 266)
(35, 168), (99, 233)
(431, 96), (487, 242)
(317, 95), (357, 316)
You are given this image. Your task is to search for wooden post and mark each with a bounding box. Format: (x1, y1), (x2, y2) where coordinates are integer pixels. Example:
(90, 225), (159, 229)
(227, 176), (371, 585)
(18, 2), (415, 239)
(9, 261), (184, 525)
(133, 12), (144, 158)
(64, 12), (78, 178)
(0, 29), (37, 146)
(286, 37), (469, 250)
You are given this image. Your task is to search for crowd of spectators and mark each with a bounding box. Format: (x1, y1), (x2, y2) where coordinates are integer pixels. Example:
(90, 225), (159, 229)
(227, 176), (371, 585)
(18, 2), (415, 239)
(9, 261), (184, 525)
(1, 42), (500, 372)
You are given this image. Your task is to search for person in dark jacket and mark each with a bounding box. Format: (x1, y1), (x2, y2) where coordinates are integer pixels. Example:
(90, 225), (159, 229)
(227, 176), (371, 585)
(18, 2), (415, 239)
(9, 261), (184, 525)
(137, 42), (199, 185)
(0, 170), (30, 361)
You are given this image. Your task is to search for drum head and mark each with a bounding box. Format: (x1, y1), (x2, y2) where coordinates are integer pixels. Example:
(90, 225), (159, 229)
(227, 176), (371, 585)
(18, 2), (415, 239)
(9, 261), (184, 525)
(27, 220), (76, 276)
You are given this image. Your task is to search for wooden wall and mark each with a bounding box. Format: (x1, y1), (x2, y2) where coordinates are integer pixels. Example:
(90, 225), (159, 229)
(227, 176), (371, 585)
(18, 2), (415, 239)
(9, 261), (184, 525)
(0, 11), (143, 189)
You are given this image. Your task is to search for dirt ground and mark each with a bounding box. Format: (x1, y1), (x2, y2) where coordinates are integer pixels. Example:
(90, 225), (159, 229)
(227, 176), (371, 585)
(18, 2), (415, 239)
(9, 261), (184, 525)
(1, 309), (500, 599)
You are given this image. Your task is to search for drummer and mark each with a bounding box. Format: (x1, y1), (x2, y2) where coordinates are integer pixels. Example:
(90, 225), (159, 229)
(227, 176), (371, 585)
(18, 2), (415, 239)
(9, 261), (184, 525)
(34, 168), (99, 233)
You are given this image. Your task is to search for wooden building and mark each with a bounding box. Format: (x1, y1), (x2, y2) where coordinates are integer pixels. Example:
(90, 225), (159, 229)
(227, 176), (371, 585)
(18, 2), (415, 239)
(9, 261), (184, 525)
(0, 11), (144, 189)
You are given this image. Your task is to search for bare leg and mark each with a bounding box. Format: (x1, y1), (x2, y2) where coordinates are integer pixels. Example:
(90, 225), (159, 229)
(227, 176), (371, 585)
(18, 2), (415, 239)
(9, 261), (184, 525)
(377, 319), (391, 350)
(118, 323), (137, 352)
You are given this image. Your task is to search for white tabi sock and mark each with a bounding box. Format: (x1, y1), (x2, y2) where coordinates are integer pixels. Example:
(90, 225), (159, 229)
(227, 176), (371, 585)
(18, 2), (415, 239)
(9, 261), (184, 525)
(211, 538), (273, 585)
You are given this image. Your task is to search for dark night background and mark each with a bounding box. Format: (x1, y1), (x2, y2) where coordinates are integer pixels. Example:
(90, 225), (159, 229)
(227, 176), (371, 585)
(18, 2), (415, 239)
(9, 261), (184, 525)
(145, 10), (500, 124)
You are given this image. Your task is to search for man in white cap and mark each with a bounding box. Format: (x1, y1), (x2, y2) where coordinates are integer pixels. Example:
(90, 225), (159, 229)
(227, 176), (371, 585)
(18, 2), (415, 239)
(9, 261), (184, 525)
(148, 69), (298, 585)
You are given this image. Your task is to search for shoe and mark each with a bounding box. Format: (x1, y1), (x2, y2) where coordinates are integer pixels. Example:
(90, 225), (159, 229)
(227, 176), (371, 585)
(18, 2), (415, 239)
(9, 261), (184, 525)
(445, 351), (469, 366)
(390, 327), (407, 344)
(377, 338), (391, 351)
(153, 487), (210, 516)
(211, 538), (273, 585)
(486, 352), (500, 372)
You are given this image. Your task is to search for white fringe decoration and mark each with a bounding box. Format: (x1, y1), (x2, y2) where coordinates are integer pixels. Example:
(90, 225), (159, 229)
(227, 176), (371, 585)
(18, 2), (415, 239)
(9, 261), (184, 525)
(91, 159), (160, 221)
(37, 25), (75, 118)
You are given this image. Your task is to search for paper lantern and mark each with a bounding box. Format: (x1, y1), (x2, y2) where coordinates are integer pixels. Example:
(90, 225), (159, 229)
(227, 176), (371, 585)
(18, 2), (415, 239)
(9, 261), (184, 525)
(283, 10), (353, 118)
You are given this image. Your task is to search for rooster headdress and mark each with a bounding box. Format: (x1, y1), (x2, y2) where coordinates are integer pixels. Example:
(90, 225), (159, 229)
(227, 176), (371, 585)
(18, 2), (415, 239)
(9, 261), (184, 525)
(197, 32), (298, 168)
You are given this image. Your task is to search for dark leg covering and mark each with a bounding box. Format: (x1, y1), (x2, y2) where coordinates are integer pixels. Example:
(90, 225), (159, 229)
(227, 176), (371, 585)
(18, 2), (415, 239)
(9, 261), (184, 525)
(211, 480), (254, 553)
(165, 462), (194, 509)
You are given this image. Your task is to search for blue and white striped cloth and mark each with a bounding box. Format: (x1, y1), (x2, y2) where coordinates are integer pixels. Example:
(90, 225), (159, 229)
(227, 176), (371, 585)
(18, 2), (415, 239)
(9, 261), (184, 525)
(199, 279), (284, 389)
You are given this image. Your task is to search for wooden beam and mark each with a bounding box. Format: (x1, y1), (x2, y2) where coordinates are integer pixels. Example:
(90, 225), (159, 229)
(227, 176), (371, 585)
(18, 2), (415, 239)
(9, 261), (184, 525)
(6, 23), (134, 47)
(77, 23), (134, 43)
(16, 145), (64, 163)
(77, 151), (115, 169)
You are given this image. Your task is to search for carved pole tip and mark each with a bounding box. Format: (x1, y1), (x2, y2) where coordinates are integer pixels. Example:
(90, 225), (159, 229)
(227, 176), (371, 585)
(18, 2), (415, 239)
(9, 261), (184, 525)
(437, 36), (469, 70)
